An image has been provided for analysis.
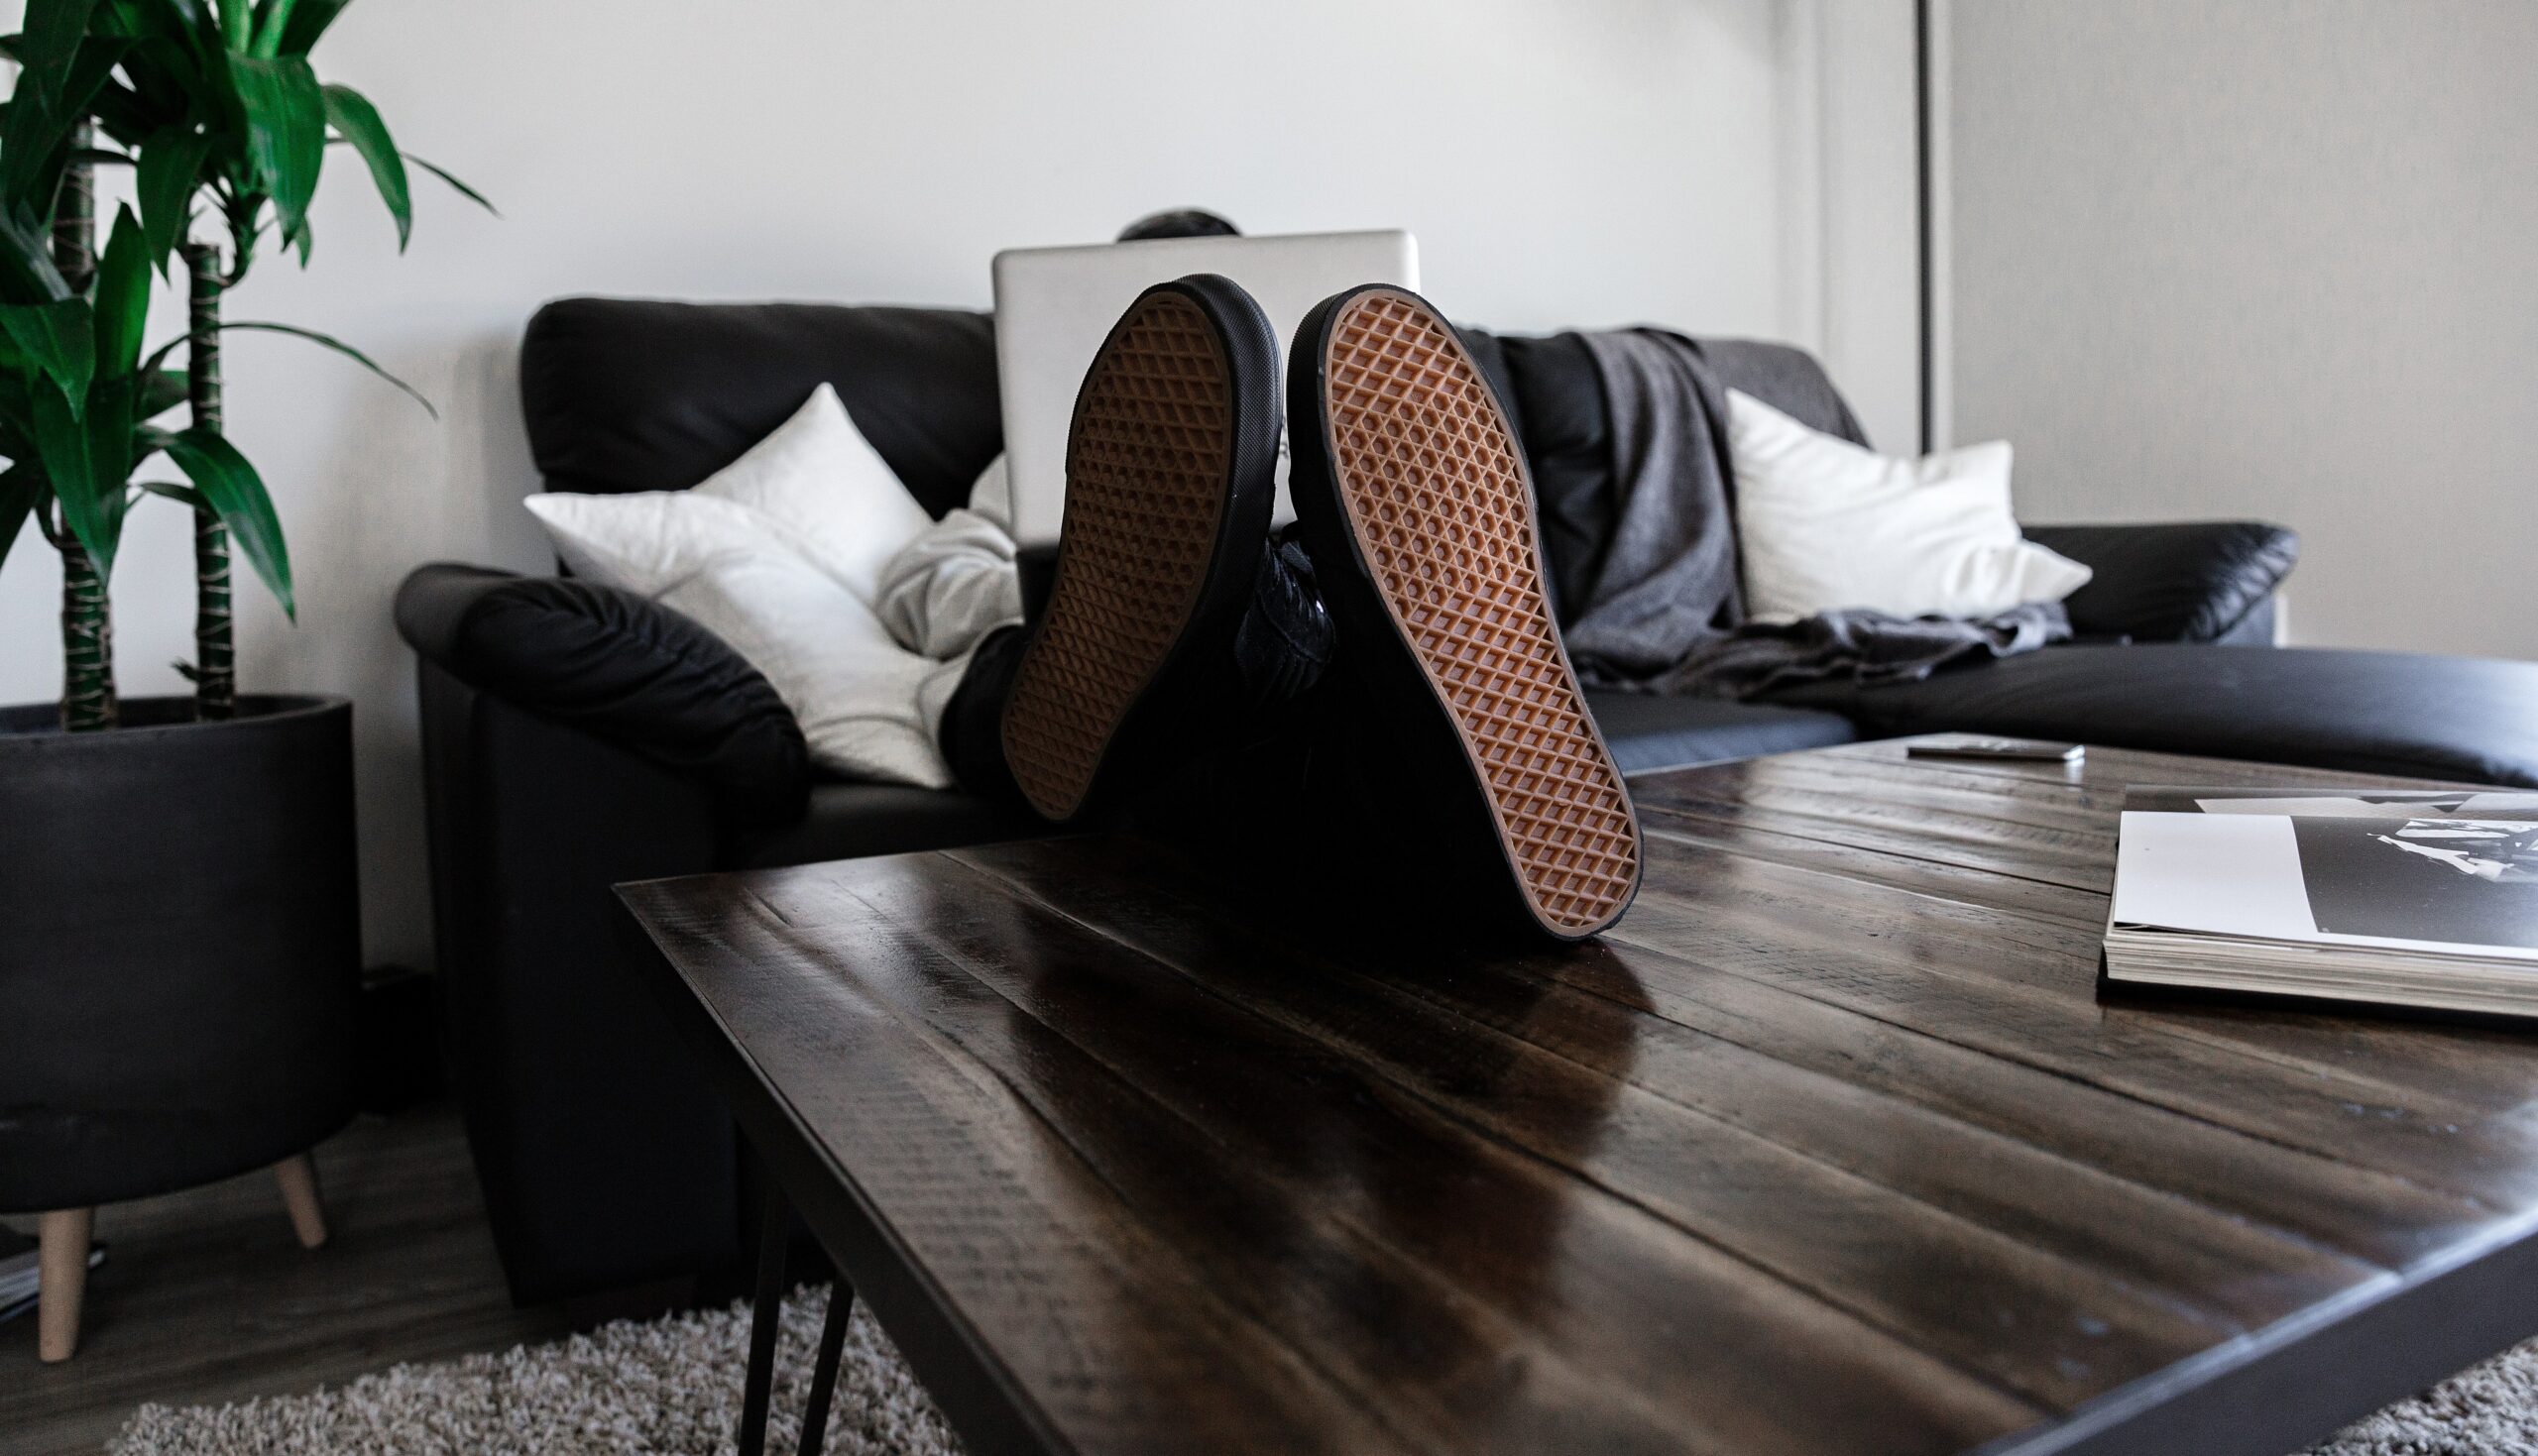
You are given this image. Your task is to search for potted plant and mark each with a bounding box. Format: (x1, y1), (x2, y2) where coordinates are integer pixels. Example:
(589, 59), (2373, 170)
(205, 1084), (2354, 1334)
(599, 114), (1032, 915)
(0, 0), (486, 1362)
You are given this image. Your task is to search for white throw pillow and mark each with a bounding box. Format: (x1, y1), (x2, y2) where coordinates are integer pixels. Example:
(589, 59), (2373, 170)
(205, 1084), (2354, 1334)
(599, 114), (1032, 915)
(1726, 389), (2092, 623)
(524, 385), (959, 788)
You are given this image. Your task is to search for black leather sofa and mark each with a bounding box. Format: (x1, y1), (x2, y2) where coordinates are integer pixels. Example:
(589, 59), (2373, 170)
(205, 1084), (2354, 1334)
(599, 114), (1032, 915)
(399, 297), (2538, 1306)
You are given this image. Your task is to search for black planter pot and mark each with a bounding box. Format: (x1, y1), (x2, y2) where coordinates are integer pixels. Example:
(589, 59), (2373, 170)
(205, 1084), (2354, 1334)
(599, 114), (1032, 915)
(0, 695), (361, 1213)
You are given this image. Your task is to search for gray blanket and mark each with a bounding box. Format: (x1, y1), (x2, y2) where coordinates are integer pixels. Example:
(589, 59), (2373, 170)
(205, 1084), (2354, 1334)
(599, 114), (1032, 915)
(1561, 328), (2066, 699)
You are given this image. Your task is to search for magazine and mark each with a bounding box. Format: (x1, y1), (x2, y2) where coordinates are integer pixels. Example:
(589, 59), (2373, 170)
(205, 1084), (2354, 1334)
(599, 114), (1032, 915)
(2105, 787), (2538, 1016)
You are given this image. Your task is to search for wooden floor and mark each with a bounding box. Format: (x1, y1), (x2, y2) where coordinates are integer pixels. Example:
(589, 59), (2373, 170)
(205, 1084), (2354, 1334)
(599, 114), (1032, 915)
(3, 1104), (584, 1456)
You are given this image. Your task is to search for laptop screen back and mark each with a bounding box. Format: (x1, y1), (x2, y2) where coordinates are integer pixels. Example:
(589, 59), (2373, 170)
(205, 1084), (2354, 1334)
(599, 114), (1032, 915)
(991, 229), (1419, 545)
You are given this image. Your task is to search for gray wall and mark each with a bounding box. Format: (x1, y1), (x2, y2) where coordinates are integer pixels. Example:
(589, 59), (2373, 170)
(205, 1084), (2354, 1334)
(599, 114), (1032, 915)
(1949, 0), (2538, 660)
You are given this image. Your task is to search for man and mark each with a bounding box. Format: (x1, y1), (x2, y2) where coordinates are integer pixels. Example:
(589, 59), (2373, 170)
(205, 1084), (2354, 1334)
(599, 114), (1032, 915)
(884, 218), (1642, 940)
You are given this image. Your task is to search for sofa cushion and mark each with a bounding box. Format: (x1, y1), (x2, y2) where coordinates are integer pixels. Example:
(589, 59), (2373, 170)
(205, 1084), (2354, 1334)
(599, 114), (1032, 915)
(520, 298), (1001, 518)
(396, 564), (810, 830)
(524, 384), (963, 789)
(1768, 643), (2538, 788)
(1583, 690), (1858, 775)
(1726, 390), (2091, 623)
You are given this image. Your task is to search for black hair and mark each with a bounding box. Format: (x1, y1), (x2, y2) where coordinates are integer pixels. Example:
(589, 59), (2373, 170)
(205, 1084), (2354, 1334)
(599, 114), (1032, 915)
(1115, 209), (1241, 242)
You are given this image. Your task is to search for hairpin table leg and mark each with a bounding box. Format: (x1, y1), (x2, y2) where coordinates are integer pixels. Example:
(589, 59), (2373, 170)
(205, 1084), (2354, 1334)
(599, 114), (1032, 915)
(736, 1150), (792, 1456)
(796, 1281), (858, 1456)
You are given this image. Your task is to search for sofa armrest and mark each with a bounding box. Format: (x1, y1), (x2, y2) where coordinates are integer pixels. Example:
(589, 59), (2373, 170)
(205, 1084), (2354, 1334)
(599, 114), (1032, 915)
(414, 659), (739, 1302)
(2021, 521), (2298, 643)
(395, 563), (809, 831)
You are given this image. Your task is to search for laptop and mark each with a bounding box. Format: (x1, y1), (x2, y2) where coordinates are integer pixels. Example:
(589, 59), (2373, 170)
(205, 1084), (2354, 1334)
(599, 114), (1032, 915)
(991, 229), (1420, 545)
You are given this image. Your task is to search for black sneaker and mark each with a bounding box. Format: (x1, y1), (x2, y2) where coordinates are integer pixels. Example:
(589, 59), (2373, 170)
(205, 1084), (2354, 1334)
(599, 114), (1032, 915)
(1286, 284), (1643, 940)
(998, 275), (1288, 824)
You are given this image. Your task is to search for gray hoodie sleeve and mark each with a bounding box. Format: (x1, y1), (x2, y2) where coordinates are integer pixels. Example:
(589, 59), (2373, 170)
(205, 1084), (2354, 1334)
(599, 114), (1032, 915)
(875, 455), (1027, 660)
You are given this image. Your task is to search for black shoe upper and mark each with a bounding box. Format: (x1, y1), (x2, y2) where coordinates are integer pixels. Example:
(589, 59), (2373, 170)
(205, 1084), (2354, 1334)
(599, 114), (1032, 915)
(993, 275), (1328, 822)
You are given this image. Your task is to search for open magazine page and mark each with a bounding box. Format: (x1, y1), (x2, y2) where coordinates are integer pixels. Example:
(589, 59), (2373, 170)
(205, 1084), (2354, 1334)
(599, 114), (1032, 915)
(2111, 787), (2538, 960)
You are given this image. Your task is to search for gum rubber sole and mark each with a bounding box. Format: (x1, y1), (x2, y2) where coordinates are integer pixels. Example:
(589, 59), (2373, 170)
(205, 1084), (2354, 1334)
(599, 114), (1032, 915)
(1000, 291), (1237, 823)
(1314, 288), (1643, 936)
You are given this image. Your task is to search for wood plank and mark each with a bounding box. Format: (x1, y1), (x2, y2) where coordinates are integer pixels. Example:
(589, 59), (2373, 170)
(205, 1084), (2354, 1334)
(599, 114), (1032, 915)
(1612, 845), (2538, 1208)
(629, 879), (1415, 1456)
(941, 843), (2389, 1356)
(747, 856), (2032, 1456)
(1646, 820), (2538, 1117)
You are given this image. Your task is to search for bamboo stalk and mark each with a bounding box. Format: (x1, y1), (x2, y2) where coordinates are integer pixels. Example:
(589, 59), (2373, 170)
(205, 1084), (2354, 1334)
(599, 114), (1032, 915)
(186, 242), (235, 721)
(58, 534), (115, 730)
(54, 128), (115, 732)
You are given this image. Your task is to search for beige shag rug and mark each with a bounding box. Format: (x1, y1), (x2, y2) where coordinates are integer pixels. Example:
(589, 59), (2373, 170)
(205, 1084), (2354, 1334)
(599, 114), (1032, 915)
(110, 1285), (960, 1456)
(103, 1285), (2538, 1455)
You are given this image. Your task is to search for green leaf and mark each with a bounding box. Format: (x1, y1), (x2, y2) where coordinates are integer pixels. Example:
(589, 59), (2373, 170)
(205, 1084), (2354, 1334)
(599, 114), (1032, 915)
(404, 151), (497, 216)
(32, 382), (111, 573)
(216, 0), (252, 50)
(249, 0), (298, 56)
(139, 366), (188, 418)
(0, 204), (71, 302)
(0, 299), (95, 410)
(137, 125), (213, 276)
(92, 206), (153, 378)
(20, 0), (103, 106)
(275, 0), (348, 56)
(0, 461), (39, 577)
(89, 33), (204, 148)
(138, 477), (208, 510)
(224, 319), (435, 416)
(319, 83), (407, 249)
(161, 426), (291, 617)
(229, 54), (324, 250)
(96, 0), (204, 44)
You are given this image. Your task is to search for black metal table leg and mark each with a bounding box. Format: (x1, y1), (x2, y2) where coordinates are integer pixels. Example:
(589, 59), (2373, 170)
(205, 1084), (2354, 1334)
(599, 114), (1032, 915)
(737, 1155), (793, 1456)
(796, 1281), (858, 1456)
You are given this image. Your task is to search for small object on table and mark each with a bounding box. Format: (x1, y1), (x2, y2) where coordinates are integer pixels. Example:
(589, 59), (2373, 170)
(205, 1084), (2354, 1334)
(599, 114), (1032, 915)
(1906, 737), (2085, 763)
(2104, 783), (2538, 1017)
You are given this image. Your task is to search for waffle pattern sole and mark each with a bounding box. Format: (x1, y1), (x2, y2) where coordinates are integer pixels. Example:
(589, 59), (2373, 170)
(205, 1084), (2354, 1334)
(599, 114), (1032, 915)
(1000, 292), (1235, 822)
(1318, 290), (1643, 935)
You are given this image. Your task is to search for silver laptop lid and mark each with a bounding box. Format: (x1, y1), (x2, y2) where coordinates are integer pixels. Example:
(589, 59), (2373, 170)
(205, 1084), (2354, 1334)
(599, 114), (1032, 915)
(991, 229), (1420, 546)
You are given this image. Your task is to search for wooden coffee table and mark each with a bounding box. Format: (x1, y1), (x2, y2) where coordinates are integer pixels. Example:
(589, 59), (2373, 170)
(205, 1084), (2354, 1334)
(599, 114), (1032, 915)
(616, 738), (2538, 1456)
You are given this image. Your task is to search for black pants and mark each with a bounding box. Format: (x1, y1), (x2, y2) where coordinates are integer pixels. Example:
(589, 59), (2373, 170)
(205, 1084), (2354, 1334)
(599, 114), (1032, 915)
(935, 603), (1520, 939)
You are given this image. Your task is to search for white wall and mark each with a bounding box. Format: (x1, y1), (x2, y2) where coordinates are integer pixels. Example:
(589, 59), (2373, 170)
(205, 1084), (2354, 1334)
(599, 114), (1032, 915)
(1948, 0), (2538, 661)
(1782, 0), (1924, 454)
(1, 0), (1848, 971)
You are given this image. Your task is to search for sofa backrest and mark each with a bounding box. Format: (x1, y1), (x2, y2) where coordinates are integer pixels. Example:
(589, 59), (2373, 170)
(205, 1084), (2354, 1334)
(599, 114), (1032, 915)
(520, 299), (1002, 518)
(1463, 328), (1868, 616)
(519, 297), (1867, 619)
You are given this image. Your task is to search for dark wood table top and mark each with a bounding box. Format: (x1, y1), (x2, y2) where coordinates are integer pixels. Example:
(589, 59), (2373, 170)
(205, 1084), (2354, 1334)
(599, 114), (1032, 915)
(616, 738), (2538, 1456)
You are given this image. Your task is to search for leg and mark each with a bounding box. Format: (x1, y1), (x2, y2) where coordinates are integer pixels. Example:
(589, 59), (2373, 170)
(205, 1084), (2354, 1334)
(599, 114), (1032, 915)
(939, 623), (1029, 806)
(274, 1154), (329, 1249)
(995, 276), (1286, 824)
(37, 1207), (93, 1363)
(737, 1154), (792, 1456)
(1286, 284), (1642, 940)
(796, 1281), (858, 1456)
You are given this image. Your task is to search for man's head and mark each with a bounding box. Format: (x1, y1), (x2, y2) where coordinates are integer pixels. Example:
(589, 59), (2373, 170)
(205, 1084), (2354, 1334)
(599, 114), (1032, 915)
(1117, 209), (1240, 243)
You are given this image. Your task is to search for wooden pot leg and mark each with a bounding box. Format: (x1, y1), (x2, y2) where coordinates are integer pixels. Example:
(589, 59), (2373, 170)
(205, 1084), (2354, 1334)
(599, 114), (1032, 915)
(37, 1207), (93, 1363)
(274, 1155), (328, 1250)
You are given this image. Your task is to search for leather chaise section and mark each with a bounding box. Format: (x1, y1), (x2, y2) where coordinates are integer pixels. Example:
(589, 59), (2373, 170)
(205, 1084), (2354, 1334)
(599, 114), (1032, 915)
(1584, 691), (1858, 775)
(1772, 643), (2538, 788)
(2024, 521), (2299, 643)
